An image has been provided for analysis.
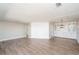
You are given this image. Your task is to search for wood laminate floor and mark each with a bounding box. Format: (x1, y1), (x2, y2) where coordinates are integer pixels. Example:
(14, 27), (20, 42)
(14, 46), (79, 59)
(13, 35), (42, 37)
(0, 37), (79, 55)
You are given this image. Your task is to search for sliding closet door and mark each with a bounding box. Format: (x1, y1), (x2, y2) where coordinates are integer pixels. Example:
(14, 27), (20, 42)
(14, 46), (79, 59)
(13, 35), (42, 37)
(30, 22), (49, 39)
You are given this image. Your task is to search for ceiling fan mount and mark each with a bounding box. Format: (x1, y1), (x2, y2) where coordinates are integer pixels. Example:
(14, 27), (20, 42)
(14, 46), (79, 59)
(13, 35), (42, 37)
(56, 3), (62, 7)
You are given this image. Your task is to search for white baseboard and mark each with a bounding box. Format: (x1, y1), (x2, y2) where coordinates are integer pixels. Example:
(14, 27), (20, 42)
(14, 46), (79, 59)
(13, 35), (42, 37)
(50, 36), (76, 40)
(29, 37), (50, 39)
(0, 36), (26, 42)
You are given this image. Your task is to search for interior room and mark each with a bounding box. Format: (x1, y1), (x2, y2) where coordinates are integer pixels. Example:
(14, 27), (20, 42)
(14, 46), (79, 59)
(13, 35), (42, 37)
(0, 3), (79, 55)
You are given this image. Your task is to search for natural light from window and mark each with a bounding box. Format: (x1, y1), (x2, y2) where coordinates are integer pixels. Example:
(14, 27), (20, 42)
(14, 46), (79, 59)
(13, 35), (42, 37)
(30, 22), (49, 39)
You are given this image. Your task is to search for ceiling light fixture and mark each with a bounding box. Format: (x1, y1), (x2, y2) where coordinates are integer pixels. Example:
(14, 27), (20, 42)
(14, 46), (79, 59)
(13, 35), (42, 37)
(56, 3), (62, 7)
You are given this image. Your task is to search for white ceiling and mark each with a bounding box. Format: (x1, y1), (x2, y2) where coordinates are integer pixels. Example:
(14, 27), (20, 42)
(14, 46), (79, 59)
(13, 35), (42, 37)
(0, 3), (79, 23)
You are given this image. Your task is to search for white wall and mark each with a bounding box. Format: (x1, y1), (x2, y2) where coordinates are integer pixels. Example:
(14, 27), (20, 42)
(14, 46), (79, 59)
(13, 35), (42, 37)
(49, 22), (55, 38)
(0, 20), (77, 41)
(50, 22), (77, 39)
(0, 21), (4, 39)
(0, 21), (28, 41)
(76, 21), (79, 43)
(30, 22), (49, 39)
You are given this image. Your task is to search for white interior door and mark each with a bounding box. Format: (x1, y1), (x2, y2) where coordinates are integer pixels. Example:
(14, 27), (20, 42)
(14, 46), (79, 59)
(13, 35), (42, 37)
(30, 22), (49, 39)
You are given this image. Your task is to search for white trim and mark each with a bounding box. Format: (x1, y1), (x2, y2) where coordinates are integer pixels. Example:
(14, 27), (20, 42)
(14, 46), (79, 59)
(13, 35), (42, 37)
(77, 40), (79, 44)
(50, 36), (76, 40)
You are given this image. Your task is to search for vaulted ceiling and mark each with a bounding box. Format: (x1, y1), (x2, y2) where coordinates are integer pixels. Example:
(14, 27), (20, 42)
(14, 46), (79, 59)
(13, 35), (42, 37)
(0, 3), (79, 23)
